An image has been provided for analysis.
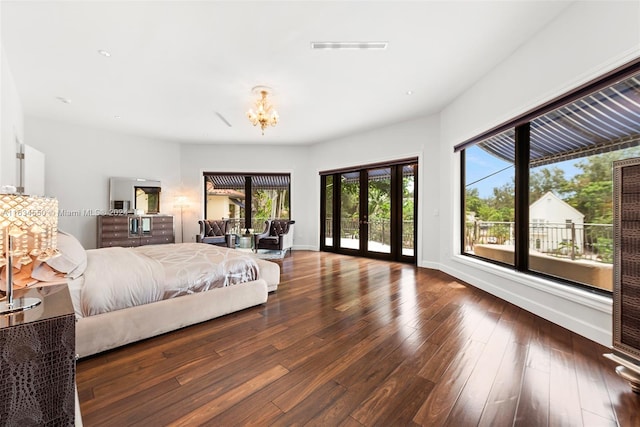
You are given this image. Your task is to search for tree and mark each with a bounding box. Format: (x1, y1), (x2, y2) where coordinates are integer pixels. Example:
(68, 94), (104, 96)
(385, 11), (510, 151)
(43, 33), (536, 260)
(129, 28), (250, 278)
(529, 166), (570, 202)
(565, 149), (640, 223)
(465, 187), (483, 218)
(487, 181), (515, 221)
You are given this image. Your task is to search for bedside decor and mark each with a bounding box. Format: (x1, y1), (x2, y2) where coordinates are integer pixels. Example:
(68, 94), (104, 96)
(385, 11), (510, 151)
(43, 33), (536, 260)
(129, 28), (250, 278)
(0, 193), (59, 315)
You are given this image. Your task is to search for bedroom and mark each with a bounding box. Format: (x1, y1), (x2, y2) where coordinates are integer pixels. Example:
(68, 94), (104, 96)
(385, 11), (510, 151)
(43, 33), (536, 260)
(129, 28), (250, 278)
(1, 0), (640, 425)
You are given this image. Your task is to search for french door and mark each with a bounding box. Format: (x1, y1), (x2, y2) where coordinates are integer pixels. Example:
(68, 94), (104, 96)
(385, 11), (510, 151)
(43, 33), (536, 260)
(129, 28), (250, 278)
(320, 158), (417, 263)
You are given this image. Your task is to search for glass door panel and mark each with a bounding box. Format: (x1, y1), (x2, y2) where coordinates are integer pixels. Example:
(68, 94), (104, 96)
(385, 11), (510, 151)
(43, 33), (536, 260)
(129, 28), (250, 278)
(402, 165), (416, 257)
(324, 175), (334, 247)
(250, 175), (290, 232)
(340, 172), (360, 251)
(367, 168), (391, 254)
(205, 175), (245, 234)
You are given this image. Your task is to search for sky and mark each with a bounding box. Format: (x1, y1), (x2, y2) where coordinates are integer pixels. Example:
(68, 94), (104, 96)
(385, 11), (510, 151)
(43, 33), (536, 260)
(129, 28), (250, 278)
(465, 145), (580, 198)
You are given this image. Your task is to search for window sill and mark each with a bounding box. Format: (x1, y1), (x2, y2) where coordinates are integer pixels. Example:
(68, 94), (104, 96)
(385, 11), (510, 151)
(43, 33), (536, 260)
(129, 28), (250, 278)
(452, 254), (612, 314)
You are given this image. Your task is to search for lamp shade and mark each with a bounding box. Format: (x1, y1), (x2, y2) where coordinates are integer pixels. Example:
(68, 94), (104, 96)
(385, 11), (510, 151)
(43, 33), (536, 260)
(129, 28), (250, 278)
(1, 194), (59, 261)
(1, 193), (58, 314)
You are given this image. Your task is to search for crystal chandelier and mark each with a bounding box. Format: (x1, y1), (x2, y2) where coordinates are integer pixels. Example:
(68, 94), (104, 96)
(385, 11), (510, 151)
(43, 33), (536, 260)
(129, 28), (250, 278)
(246, 87), (279, 135)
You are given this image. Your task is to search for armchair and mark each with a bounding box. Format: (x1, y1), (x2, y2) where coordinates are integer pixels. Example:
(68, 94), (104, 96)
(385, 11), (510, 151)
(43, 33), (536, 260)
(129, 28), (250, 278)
(254, 219), (295, 255)
(197, 219), (234, 248)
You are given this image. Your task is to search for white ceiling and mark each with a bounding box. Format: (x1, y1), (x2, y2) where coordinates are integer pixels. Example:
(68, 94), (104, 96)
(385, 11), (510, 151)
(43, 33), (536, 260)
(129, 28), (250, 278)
(1, 1), (573, 145)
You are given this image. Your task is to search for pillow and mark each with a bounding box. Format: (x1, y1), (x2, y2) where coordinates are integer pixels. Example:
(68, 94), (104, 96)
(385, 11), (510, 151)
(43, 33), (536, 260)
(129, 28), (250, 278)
(35, 230), (88, 280)
(30, 261), (65, 282)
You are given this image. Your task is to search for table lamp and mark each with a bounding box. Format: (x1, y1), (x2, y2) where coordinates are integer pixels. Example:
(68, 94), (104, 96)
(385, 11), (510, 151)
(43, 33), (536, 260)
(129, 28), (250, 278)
(0, 193), (59, 315)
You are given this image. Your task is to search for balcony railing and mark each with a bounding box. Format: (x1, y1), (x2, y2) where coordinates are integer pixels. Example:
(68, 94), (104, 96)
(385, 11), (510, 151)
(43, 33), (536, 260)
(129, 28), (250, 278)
(226, 218), (275, 235)
(465, 220), (613, 263)
(325, 218), (414, 249)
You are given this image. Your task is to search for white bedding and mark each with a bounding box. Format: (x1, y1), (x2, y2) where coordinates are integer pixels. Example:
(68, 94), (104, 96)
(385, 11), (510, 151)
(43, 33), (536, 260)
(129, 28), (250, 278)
(73, 243), (260, 317)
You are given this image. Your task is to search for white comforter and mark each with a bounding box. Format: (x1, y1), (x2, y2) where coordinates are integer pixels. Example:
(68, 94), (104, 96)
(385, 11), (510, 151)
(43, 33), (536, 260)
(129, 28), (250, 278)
(76, 243), (259, 317)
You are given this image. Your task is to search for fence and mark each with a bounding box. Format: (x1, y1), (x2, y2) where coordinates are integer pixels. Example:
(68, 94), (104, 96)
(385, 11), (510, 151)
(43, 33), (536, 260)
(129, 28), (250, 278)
(465, 220), (613, 263)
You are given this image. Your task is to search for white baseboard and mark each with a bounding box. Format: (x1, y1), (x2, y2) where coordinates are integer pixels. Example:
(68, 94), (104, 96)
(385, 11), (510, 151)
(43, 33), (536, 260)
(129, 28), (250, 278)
(441, 257), (612, 347)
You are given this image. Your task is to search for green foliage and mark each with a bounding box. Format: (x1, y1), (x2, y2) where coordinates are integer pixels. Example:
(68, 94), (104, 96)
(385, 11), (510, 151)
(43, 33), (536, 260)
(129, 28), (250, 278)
(465, 181), (514, 222)
(402, 176), (415, 220)
(368, 180), (391, 220)
(340, 180), (360, 219)
(592, 237), (613, 263)
(530, 166), (570, 202)
(252, 189), (289, 220)
(466, 147), (640, 225)
(555, 240), (579, 257)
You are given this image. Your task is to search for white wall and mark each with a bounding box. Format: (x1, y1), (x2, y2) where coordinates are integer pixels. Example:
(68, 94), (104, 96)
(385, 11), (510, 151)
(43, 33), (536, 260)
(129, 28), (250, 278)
(24, 116), (182, 249)
(179, 114), (439, 267)
(0, 46), (23, 187)
(309, 115), (440, 268)
(439, 0), (640, 346)
(179, 143), (312, 248)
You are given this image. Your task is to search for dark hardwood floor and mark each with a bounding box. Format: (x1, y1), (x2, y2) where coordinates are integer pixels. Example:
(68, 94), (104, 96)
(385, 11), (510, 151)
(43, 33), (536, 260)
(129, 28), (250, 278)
(77, 251), (640, 426)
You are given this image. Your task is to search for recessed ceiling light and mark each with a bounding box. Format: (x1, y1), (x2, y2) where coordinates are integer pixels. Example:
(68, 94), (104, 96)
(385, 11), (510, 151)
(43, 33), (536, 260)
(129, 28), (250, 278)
(98, 49), (111, 57)
(406, 90), (414, 95)
(56, 96), (71, 104)
(114, 115), (121, 119)
(310, 41), (388, 50)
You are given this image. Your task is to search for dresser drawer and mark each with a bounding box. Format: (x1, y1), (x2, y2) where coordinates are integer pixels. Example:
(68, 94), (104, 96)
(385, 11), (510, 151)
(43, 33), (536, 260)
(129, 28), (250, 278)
(153, 216), (174, 224)
(152, 222), (174, 231)
(142, 236), (174, 245)
(99, 216), (129, 226)
(152, 229), (174, 237)
(102, 224), (129, 234)
(99, 239), (139, 248)
(101, 232), (133, 240)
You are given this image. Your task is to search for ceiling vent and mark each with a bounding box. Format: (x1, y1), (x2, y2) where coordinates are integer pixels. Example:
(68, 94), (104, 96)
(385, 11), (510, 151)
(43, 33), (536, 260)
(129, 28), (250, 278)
(215, 112), (232, 127)
(310, 41), (388, 50)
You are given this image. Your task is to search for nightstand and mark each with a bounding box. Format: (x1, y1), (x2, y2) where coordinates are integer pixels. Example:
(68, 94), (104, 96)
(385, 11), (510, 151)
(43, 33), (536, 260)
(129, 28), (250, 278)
(0, 284), (76, 425)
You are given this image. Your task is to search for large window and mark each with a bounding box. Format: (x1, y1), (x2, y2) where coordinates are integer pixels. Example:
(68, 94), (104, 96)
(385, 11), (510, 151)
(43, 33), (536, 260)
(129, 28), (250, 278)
(204, 173), (290, 234)
(460, 62), (640, 293)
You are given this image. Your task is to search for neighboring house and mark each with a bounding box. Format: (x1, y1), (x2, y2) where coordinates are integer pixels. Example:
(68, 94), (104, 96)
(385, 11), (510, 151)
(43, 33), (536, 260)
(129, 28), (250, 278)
(205, 186), (245, 230)
(529, 191), (585, 255)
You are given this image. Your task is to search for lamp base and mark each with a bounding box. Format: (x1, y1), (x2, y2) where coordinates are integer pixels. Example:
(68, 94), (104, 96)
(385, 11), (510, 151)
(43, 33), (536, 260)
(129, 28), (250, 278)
(604, 353), (640, 394)
(0, 296), (42, 315)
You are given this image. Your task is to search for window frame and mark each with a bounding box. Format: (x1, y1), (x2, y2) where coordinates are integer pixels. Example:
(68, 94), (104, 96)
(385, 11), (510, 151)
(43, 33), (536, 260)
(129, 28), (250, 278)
(458, 58), (640, 296)
(203, 172), (291, 232)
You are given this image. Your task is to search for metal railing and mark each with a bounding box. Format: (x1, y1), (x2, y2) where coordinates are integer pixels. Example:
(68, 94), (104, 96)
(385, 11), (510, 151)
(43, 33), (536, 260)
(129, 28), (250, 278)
(325, 218), (414, 249)
(464, 220), (613, 263)
(226, 218), (272, 235)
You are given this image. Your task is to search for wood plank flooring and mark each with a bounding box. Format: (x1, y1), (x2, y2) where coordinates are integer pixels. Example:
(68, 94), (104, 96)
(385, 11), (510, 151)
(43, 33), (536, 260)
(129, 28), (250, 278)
(76, 251), (640, 426)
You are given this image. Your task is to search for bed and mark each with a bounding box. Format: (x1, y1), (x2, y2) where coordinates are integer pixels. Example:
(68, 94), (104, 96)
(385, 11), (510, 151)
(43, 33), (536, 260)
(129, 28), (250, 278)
(22, 233), (280, 358)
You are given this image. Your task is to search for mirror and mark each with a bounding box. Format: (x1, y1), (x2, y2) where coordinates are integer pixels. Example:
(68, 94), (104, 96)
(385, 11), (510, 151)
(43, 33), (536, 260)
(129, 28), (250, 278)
(109, 177), (161, 214)
(135, 186), (160, 214)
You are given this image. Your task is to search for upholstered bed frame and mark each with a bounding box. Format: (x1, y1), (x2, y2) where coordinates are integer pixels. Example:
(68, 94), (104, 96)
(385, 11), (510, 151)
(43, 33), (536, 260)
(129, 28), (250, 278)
(75, 258), (280, 358)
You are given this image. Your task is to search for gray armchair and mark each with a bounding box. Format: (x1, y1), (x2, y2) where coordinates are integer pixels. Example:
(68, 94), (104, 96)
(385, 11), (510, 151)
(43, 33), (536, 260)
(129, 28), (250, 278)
(197, 219), (234, 248)
(254, 219), (295, 255)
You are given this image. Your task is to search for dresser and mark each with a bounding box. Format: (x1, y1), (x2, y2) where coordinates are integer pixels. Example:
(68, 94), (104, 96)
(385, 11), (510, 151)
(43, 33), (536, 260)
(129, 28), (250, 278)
(0, 285), (76, 426)
(97, 214), (175, 248)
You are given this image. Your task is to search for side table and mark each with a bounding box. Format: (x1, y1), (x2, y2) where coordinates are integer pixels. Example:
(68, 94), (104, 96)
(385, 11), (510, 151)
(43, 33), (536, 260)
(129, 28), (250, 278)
(0, 284), (76, 426)
(238, 234), (254, 250)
